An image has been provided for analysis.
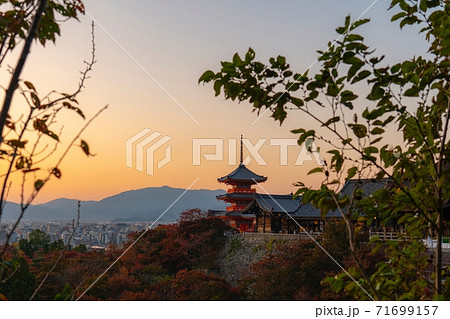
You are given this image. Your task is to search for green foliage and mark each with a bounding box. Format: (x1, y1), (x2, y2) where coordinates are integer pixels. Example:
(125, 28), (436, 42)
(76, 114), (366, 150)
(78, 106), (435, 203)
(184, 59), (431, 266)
(19, 229), (50, 257)
(72, 244), (87, 253)
(201, 0), (450, 300)
(54, 283), (73, 301)
(0, 0), (85, 58)
(18, 229), (64, 259)
(0, 256), (37, 300)
(48, 239), (64, 251)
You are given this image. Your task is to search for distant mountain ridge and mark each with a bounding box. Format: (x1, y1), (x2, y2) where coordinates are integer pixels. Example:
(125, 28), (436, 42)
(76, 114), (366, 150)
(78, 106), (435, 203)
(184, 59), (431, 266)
(2, 186), (227, 222)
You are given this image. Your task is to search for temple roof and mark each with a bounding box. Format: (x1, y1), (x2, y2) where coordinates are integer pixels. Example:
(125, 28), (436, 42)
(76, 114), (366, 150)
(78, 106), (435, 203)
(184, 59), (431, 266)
(242, 194), (301, 214)
(218, 164), (267, 184)
(207, 209), (256, 218)
(338, 178), (391, 197)
(292, 203), (341, 219)
(216, 192), (256, 200)
(292, 178), (391, 219)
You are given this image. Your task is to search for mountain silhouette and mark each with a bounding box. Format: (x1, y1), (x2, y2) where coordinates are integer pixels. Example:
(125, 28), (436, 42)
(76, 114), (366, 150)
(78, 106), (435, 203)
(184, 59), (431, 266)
(2, 186), (226, 222)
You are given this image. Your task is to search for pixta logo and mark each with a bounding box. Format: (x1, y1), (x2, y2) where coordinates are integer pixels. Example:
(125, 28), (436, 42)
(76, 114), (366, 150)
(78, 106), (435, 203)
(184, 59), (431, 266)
(192, 137), (324, 166)
(126, 128), (172, 176)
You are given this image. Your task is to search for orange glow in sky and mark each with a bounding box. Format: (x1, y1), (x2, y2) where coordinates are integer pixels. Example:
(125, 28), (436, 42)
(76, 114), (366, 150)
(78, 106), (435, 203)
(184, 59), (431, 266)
(0, 0), (428, 204)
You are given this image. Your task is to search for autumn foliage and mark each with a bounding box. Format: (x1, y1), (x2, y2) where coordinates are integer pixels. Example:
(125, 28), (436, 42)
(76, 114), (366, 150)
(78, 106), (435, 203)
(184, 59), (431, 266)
(0, 211), (388, 300)
(1, 209), (239, 300)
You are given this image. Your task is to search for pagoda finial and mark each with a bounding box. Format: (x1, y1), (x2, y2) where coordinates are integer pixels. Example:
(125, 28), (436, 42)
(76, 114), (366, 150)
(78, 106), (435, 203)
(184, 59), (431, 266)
(240, 134), (243, 164)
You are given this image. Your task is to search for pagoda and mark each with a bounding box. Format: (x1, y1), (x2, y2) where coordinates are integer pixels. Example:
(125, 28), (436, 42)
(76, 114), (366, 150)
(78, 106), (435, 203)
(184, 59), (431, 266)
(213, 136), (267, 231)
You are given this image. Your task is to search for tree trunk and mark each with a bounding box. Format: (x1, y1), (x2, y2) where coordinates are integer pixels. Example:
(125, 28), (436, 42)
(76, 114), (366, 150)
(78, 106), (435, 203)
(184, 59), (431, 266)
(435, 206), (443, 295)
(0, 0), (47, 143)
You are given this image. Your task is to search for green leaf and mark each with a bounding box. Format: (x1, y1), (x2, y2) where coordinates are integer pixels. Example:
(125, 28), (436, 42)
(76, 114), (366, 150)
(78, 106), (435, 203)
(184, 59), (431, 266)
(293, 186), (308, 199)
(30, 92), (40, 107)
(63, 102), (85, 119)
(347, 167), (357, 180)
(290, 97), (304, 107)
(371, 127), (385, 135)
(80, 140), (91, 156)
(370, 137), (383, 144)
(15, 156), (25, 169)
(322, 116), (340, 127)
(24, 81), (36, 92)
(349, 124), (367, 138)
(347, 61), (364, 79)
(245, 48), (255, 62)
(328, 150), (344, 172)
(198, 70), (215, 84)
(47, 131), (59, 141)
(342, 138), (352, 145)
(391, 11), (406, 21)
(34, 180), (44, 191)
(368, 85), (384, 100)
(351, 70), (371, 84)
(418, 0), (428, 11)
(401, 60), (416, 73)
(291, 128), (305, 134)
(340, 90), (358, 102)
(364, 146), (378, 154)
(52, 167), (62, 179)
(351, 18), (370, 30)
(298, 130), (315, 145)
(308, 167), (323, 175)
(276, 55), (286, 66)
(232, 53), (243, 66)
(213, 80), (222, 96)
(404, 86), (420, 96)
(343, 53), (363, 66)
(362, 107), (386, 120)
(346, 34), (364, 42)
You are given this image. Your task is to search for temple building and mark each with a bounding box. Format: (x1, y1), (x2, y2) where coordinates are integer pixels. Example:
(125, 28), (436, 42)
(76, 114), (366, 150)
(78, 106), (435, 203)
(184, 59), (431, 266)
(209, 136), (326, 233)
(210, 136), (268, 232)
(209, 137), (450, 237)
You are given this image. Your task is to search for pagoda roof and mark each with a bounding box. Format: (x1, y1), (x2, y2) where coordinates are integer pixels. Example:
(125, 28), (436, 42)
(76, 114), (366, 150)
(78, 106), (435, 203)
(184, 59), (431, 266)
(218, 164), (267, 184)
(217, 192), (256, 200)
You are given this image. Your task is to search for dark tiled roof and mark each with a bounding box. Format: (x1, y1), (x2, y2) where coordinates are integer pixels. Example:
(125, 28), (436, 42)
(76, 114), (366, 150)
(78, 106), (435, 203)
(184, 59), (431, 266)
(207, 209), (255, 218)
(339, 178), (391, 197)
(227, 211), (256, 218)
(217, 192), (256, 200)
(207, 209), (227, 217)
(292, 203), (341, 219)
(218, 164), (267, 183)
(242, 194), (301, 214)
(292, 178), (391, 219)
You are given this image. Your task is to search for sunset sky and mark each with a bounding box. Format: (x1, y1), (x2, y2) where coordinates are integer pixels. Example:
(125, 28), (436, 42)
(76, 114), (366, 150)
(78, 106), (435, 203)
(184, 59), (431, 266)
(1, 0), (429, 203)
